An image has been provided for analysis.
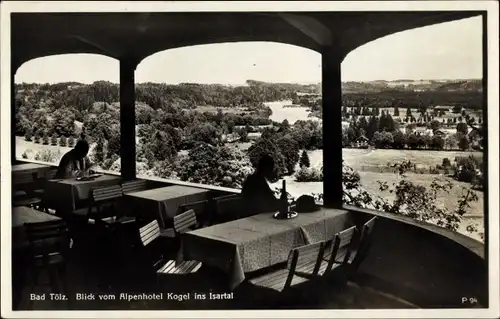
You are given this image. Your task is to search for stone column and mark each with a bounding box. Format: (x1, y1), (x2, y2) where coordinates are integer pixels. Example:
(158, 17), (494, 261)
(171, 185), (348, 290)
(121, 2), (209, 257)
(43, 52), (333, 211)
(321, 46), (344, 208)
(119, 58), (138, 181)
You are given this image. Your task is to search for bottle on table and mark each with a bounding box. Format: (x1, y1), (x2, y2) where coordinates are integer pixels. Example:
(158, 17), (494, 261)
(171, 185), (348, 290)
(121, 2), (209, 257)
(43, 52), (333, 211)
(279, 180), (288, 217)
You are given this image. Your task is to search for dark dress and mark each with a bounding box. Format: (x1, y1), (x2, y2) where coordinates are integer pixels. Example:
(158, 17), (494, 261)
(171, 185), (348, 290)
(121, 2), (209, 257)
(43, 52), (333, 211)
(55, 150), (89, 179)
(241, 172), (279, 215)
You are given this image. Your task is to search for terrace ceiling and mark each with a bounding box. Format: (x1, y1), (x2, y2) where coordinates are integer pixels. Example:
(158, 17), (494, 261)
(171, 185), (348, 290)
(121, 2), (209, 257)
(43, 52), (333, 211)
(11, 11), (481, 69)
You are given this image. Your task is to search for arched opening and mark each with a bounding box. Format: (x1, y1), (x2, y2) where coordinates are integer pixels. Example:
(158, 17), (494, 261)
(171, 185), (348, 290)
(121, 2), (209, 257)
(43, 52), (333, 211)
(134, 42), (323, 193)
(14, 54), (119, 169)
(340, 16), (484, 242)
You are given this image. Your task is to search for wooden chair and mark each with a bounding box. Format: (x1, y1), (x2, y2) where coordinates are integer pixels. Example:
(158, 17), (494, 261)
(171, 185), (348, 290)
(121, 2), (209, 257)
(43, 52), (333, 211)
(12, 172), (42, 207)
(33, 170), (58, 213)
(177, 200), (209, 227)
(23, 220), (71, 309)
(248, 240), (327, 293)
(319, 226), (359, 282)
(161, 209), (200, 238)
(214, 196), (243, 224)
(138, 219), (202, 278)
(350, 216), (378, 271)
(86, 185), (135, 226)
(121, 179), (147, 194)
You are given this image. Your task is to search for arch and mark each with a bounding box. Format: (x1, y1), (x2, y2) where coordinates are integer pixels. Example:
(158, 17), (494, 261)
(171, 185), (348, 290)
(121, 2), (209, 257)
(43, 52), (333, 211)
(136, 40), (320, 71)
(342, 13), (482, 62)
(136, 37), (322, 67)
(15, 53), (119, 82)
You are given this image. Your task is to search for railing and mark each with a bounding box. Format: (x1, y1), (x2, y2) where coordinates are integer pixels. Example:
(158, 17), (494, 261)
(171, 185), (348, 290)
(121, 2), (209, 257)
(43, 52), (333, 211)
(12, 158), (484, 259)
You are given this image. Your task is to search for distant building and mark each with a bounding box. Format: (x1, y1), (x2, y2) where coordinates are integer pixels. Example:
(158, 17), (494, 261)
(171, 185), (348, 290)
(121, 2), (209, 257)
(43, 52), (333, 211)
(433, 129), (446, 136)
(247, 133), (262, 141)
(355, 135), (369, 148)
(433, 105), (452, 112)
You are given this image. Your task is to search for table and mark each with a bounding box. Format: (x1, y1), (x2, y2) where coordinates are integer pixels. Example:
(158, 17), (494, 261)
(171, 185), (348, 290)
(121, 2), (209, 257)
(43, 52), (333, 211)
(125, 185), (209, 228)
(12, 206), (62, 249)
(44, 174), (121, 211)
(12, 163), (53, 178)
(182, 208), (352, 290)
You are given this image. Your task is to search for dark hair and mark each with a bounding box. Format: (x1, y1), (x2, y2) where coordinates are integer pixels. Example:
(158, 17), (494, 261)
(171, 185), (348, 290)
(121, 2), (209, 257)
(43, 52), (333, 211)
(75, 139), (89, 155)
(257, 155), (275, 171)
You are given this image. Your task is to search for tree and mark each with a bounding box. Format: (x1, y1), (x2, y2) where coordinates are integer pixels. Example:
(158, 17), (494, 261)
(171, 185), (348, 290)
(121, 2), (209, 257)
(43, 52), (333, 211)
(393, 107), (399, 117)
(373, 131), (394, 149)
(430, 135), (445, 150)
(430, 119), (441, 131)
(94, 138), (105, 163)
(275, 135), (300, 174)
(458, 133), (470, 151)
(406, 108), (412, 117)
(456, 122), (468, 135)
(392, 130), (406, 149)
(248, 138), (286, 181)
(366, 116), (379, 140)
(144, 131), (177, 165)
(177, 143), (252, 188)
(299, 150), (311, 168)
(106, 132), (120, 155)
(52, 108), (76, 137)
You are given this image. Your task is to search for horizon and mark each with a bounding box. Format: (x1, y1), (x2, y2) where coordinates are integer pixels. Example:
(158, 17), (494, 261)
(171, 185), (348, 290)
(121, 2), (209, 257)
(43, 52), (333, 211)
(15, 77), (482, 86)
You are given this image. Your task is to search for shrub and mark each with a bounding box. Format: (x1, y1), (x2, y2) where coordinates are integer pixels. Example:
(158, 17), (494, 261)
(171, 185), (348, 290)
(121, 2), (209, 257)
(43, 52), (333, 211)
(68, 136), (75, 147)
(34, 149), (61, 164)
(455, 156), (479, 183)
(295, 167), (323, 182)
(25, 129), (33, 142)
(51, 134), (58, 145)
(59, 136), (67, 147)
(34, 135), (40, 144)
(442, 158), (451, 168)
(42, 133), (49, 145)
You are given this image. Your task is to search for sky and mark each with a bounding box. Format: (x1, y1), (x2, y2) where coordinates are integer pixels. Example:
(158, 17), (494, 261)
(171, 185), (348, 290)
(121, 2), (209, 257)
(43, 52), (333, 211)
(14, 16), (482, 85)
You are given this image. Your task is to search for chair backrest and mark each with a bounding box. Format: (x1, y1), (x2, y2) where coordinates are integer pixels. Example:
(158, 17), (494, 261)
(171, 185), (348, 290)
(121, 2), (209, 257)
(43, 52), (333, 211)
(214, 196), (243, 223)
(173, 209), (197, 233)
(24, 220), (70, 264)
(285, 241), (327, 289)
(351, 216), (378, 270)
(91, 185), (123, 203)
(178, 200), (208, 223)
(122, 179), (147, 194)
(361, 216), (377, 241)
(326, 226), (359, 272)
(139, 219), (161, 247)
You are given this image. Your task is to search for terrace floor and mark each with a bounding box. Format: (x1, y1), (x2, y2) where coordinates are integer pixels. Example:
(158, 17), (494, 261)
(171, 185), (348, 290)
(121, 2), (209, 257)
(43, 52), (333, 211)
(13, 223), (417, 311)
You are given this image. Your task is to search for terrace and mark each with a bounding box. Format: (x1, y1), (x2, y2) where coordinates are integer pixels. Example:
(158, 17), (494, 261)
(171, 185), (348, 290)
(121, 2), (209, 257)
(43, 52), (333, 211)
(7, 10), (488, 311)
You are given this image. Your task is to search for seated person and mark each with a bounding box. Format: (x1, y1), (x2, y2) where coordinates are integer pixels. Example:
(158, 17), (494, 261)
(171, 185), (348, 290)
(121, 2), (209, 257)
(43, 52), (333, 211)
(55, 139), (92, 179)
(241, 155), (280, 215)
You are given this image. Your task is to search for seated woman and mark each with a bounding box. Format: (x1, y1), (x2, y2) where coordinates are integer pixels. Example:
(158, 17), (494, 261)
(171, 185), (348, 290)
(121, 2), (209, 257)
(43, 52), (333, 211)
(55, 139), (92, 179)
(241, 155), (280, 215)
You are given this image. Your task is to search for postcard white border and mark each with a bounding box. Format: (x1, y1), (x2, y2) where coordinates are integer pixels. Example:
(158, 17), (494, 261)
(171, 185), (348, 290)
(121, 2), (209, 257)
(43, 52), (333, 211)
(1, 1), (499, 318)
